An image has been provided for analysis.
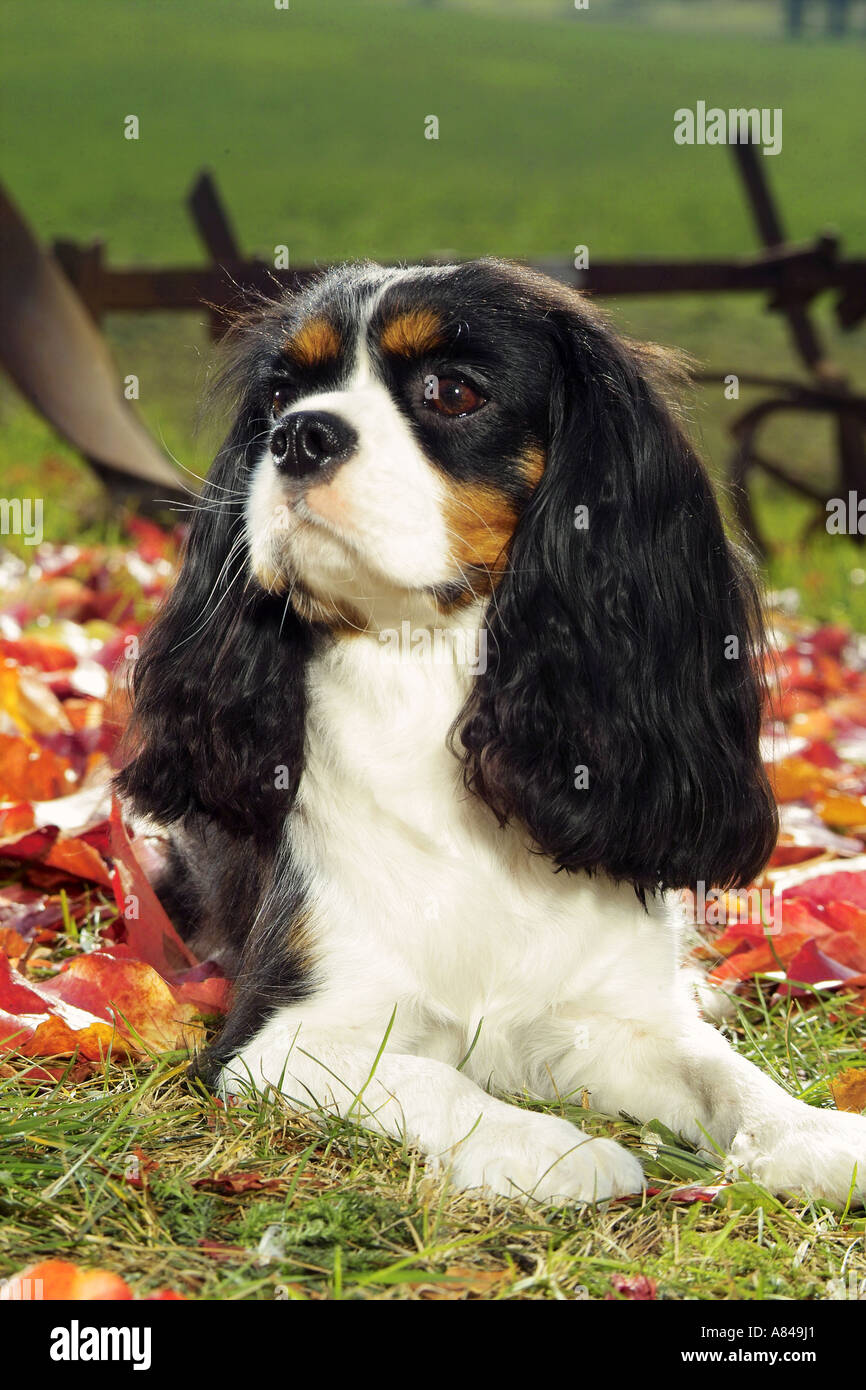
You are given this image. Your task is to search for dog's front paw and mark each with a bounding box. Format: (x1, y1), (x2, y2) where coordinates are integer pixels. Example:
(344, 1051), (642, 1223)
(728, 1106), (866, 1205)
(446, 1109), (644, 1205)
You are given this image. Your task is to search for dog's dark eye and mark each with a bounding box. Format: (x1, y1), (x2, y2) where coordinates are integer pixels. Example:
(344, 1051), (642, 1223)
(271, 387), (292, 418)
(426, 378), (486, 417)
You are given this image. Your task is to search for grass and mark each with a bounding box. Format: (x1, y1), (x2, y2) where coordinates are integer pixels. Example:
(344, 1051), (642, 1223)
(1, 980), (865, 1300)
(6, 1), (866, 263)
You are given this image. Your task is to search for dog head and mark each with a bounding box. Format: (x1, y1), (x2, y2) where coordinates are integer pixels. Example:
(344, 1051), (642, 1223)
(240, 261), (555, 626)
(118, 259), (777, 890)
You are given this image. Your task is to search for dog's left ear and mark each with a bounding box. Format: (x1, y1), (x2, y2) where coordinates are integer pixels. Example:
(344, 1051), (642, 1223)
(457, 297), (777, 893)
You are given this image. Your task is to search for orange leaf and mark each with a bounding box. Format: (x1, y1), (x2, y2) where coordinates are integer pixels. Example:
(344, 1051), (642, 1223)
(44, 835), (113, 887)
(0, 927), (29, 960)
(9, 1260), (133, 1300)
(46, 954), (204, 1052)
(814, 792), (866, 829)
(0, 732), (74, 800)
(0, 665), (73, 736)
(0, 952), (202, 1058)
(0, 803), (35, 837)
(830, 1068), (866, 1114)
(769, 758), (832, 803)
(709, 943), (775, 984)
(0, 636), (75, 672)
(786, 704), (833, 735)
(420, 1267), (509, 1299)
(1, 1011), (122, 1061)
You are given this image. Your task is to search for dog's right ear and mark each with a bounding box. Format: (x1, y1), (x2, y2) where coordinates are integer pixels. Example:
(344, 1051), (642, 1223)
(116, 390), (310, 844)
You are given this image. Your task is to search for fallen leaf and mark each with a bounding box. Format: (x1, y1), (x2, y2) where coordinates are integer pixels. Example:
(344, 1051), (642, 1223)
(6, 1261), (133, 1301)
(193, 1171), (288, 1195)
(606, 1274), (657, 1300)
(107, 798), (198, 976)
(777, 939), (861, 996)
(830, 1068), (866, 1114)
(420, 1267), (509, 1299)
(0, 732), (74, 801)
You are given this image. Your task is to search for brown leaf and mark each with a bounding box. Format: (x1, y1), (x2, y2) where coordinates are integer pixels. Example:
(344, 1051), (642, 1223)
(830, 1067), (866, 1113)
(420, 1266), (509, 1299)
(194, 1171), (287, 1195)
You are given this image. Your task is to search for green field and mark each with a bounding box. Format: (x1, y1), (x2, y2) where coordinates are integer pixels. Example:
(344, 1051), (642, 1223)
(2, 1), (865, 606)
(6, 0), (865, 263)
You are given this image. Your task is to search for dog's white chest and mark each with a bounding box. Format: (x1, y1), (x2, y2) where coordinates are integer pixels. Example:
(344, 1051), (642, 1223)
(288, 635), (674, 1071)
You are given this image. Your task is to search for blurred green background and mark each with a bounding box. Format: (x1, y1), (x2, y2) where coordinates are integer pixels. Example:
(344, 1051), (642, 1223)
(2, 0), (866, 618)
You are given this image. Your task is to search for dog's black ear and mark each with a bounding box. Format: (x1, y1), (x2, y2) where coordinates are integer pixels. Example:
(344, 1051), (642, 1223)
(457, 299), (777, 892)
(116, 394), (310, 844)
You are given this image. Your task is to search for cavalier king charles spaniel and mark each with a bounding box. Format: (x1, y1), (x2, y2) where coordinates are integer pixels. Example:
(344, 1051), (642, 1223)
(118, 260), (866, 1204)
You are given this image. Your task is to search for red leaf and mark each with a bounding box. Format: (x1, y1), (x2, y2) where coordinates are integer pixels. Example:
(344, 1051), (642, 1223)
(799, 740), (842, 769)
(823, 898), (866, 935)
(783, 869), (866, 911)
(173, 961), (232, 1014)
(0, 955), (50, 1013)
(0, 952), (204, 1057)
(108, 797), (198, 976)
(0, 885), (68, 937)
(778, 939), (862, 997)
(606, 1274), (657, 1300)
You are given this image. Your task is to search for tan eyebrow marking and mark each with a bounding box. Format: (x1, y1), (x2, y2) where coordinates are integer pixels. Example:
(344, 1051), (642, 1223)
(379, 307), (445, 359)
(283, 317), (342, 368)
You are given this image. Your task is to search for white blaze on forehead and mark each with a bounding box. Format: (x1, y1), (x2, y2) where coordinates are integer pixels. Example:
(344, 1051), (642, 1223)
(246, 287), (455, 594)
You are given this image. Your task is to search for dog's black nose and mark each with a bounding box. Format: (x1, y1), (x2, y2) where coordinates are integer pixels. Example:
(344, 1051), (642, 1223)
(270, 411), (357, 478)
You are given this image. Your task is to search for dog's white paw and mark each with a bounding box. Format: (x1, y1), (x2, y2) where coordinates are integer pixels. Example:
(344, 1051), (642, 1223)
(728, 1106), (866, 1204)
(446, 1109), (644, 1205)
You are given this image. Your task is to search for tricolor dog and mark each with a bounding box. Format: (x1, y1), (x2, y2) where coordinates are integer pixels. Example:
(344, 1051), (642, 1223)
(119, 260), (866, 1204)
